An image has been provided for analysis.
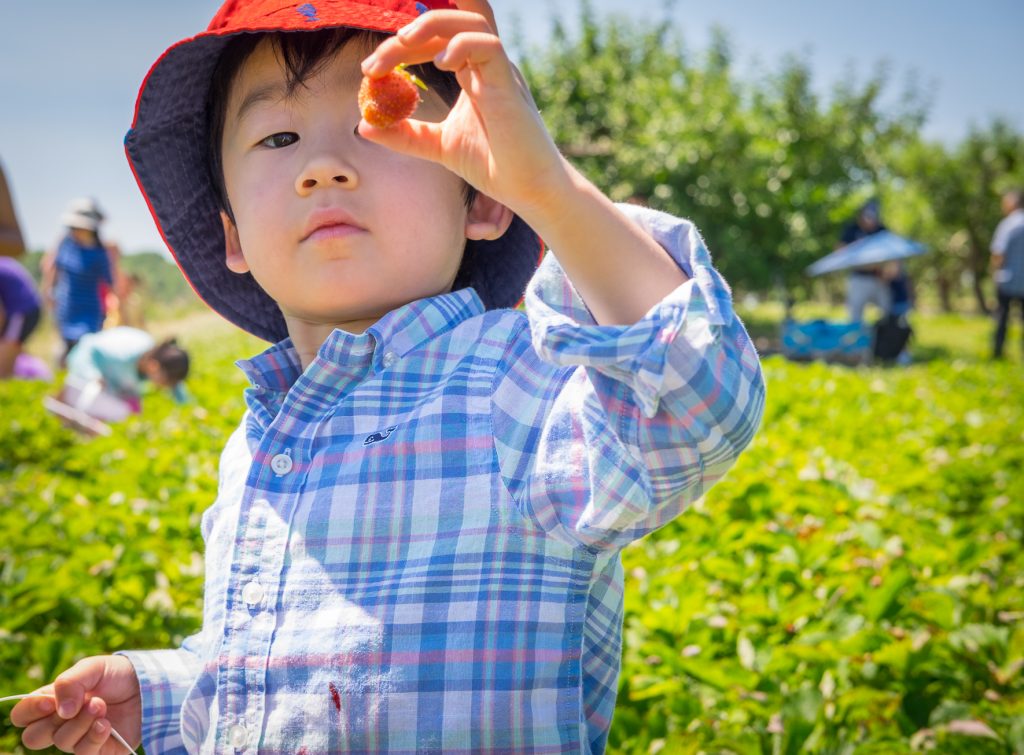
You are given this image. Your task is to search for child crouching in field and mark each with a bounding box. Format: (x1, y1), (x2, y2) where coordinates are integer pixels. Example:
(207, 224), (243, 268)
(11, 1), (764, 752)
(46, 327), (189, 432)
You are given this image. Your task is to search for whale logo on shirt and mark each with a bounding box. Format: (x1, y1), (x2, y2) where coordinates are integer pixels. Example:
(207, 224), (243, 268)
(363, 426), (398, 446)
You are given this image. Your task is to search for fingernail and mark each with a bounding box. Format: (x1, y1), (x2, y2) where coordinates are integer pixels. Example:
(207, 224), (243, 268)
(398, 21), (419, 39)
(37, 698), (54, 714)
(58, 701), (75, 718)
(434, 50), (448, 66)
(362, 54), (377, 72)
(93, 720), (107, 735)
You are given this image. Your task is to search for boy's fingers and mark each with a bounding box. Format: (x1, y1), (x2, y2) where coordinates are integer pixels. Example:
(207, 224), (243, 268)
(20, 716), (61, 751)
(53, 657), (106, 719)
(357, 118), (445, 165)
(365, 11), (492, 76)
(77, 718), (113, 755)
(451, 0), (499, 33)
(397, 9), (493, 45)
(51, 697), (106, 753)
(434, 32), (515, 86)
(365, 36), (450, 76)
(9, 691), (56, 727)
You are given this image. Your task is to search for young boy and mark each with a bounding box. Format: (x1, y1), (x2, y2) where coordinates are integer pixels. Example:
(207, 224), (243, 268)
(11, 1), (764, 752)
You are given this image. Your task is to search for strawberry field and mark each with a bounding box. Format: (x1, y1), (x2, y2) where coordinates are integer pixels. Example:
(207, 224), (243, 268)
(1, 311), (1022, 754)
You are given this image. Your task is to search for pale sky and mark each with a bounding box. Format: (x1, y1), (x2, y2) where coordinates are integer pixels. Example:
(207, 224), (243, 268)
(1, 0), (1021, 254)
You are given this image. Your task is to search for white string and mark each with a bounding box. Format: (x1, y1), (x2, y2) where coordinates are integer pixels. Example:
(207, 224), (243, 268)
(0, 694), (138, 754)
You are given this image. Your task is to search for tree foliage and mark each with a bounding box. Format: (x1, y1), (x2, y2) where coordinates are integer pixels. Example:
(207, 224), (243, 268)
(520, 2), (1023, 309)
(889, 121), (1024, 313)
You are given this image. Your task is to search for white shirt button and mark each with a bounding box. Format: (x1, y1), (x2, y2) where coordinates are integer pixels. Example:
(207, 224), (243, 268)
(242, 581), (265, 607)
(270, 453), (293, 475)
(382, 351), (397, 368)
(228, 724), (248, 749)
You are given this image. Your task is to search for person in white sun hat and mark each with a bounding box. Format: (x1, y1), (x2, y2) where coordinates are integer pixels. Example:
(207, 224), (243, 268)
(41, 197), (116, 363)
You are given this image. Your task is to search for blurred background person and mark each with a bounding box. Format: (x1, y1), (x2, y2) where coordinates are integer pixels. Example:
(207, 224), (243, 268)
(111, 271), (147, 329)
(58, 327), (190, 422)
(41, 198), (116, 364)
(0, 256), (42, 378)
(991, 188), (1024, 360)
(879, 260), (915, 365)
(882, 261), (914, 319)
(0, 160), (25, 258)
(839, 199), (890, 322)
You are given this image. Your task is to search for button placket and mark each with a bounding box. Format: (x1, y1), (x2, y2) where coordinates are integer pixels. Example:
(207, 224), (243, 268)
(226, 413), (310, 750)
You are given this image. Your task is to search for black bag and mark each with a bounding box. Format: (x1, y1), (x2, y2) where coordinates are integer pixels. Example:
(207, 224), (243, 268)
(873, 314), (912, 360)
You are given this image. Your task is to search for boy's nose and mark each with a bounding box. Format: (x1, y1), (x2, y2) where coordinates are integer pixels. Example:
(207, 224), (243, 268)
(295, 154), (358, 195)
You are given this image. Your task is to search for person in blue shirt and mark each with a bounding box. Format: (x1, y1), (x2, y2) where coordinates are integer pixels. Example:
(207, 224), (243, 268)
(41, 198), (115, 364)
(11, 2), (765, 753)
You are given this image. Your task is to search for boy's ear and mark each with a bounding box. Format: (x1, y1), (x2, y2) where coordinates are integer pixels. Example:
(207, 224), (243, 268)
(465, 193), (514, 242)
(221, 211), (248, 274)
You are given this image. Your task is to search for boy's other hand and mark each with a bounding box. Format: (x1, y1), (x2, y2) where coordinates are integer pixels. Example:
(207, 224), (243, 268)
(360, 0), (570, 220)
(10, 655), (141, 754)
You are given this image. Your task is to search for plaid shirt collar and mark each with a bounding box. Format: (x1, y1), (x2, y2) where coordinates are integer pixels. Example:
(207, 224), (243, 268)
(236, 287), (486, 401)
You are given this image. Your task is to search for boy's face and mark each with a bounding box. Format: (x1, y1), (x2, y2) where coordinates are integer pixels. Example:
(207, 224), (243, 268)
(219, 38), (470, 330)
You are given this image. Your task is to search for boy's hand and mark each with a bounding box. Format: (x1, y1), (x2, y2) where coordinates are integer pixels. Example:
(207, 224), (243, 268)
(10, 655), (141, 754)
(360, 0), (569, 219)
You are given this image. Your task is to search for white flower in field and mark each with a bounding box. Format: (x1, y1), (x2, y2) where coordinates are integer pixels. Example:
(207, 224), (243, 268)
(797, 463), (820, 481)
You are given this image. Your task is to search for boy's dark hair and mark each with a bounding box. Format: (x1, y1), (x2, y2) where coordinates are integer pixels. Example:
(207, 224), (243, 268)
(145, 338), (190, 383)
(207, 28), (476, 222)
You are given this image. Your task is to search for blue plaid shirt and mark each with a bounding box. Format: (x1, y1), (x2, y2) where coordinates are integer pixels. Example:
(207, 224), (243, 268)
(120, 205), (765, 754)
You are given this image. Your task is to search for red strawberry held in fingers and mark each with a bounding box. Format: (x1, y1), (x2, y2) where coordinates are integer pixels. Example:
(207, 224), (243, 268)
(358, 65), (427, 129)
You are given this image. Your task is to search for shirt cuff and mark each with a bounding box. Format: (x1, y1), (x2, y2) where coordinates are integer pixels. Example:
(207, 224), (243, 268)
(116, 648), (201, 754)
(524, 204), (736, 418)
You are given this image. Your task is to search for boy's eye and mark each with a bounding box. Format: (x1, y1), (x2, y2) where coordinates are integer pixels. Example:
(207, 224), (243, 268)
(259, 132), (298, 149)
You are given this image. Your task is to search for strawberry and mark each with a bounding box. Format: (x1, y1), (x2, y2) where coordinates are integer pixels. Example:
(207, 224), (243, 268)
(358, 65), (427, 129)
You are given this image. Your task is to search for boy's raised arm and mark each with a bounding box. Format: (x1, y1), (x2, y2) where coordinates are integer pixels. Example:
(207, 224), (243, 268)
(361, 1), (688, 327)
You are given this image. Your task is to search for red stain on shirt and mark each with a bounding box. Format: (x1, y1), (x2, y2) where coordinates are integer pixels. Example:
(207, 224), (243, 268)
(328, 682), (341, 712)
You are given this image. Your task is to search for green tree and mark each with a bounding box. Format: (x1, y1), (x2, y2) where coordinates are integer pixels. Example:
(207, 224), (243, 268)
(891, 121), (1024, 314)
(519, 2), (928, 295)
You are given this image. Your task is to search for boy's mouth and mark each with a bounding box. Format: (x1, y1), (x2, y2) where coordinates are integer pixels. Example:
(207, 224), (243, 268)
(301, 208), (366, 242)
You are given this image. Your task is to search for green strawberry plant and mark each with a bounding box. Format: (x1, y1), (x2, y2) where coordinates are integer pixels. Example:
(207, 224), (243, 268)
(1, 315), (1022, 753)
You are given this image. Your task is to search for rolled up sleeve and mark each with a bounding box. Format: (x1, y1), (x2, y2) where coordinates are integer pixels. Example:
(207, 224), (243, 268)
(494, 204), (765, 551)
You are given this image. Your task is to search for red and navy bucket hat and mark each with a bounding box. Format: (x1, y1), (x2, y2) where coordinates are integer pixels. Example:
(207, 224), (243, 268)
(126, 0), (543, 343)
